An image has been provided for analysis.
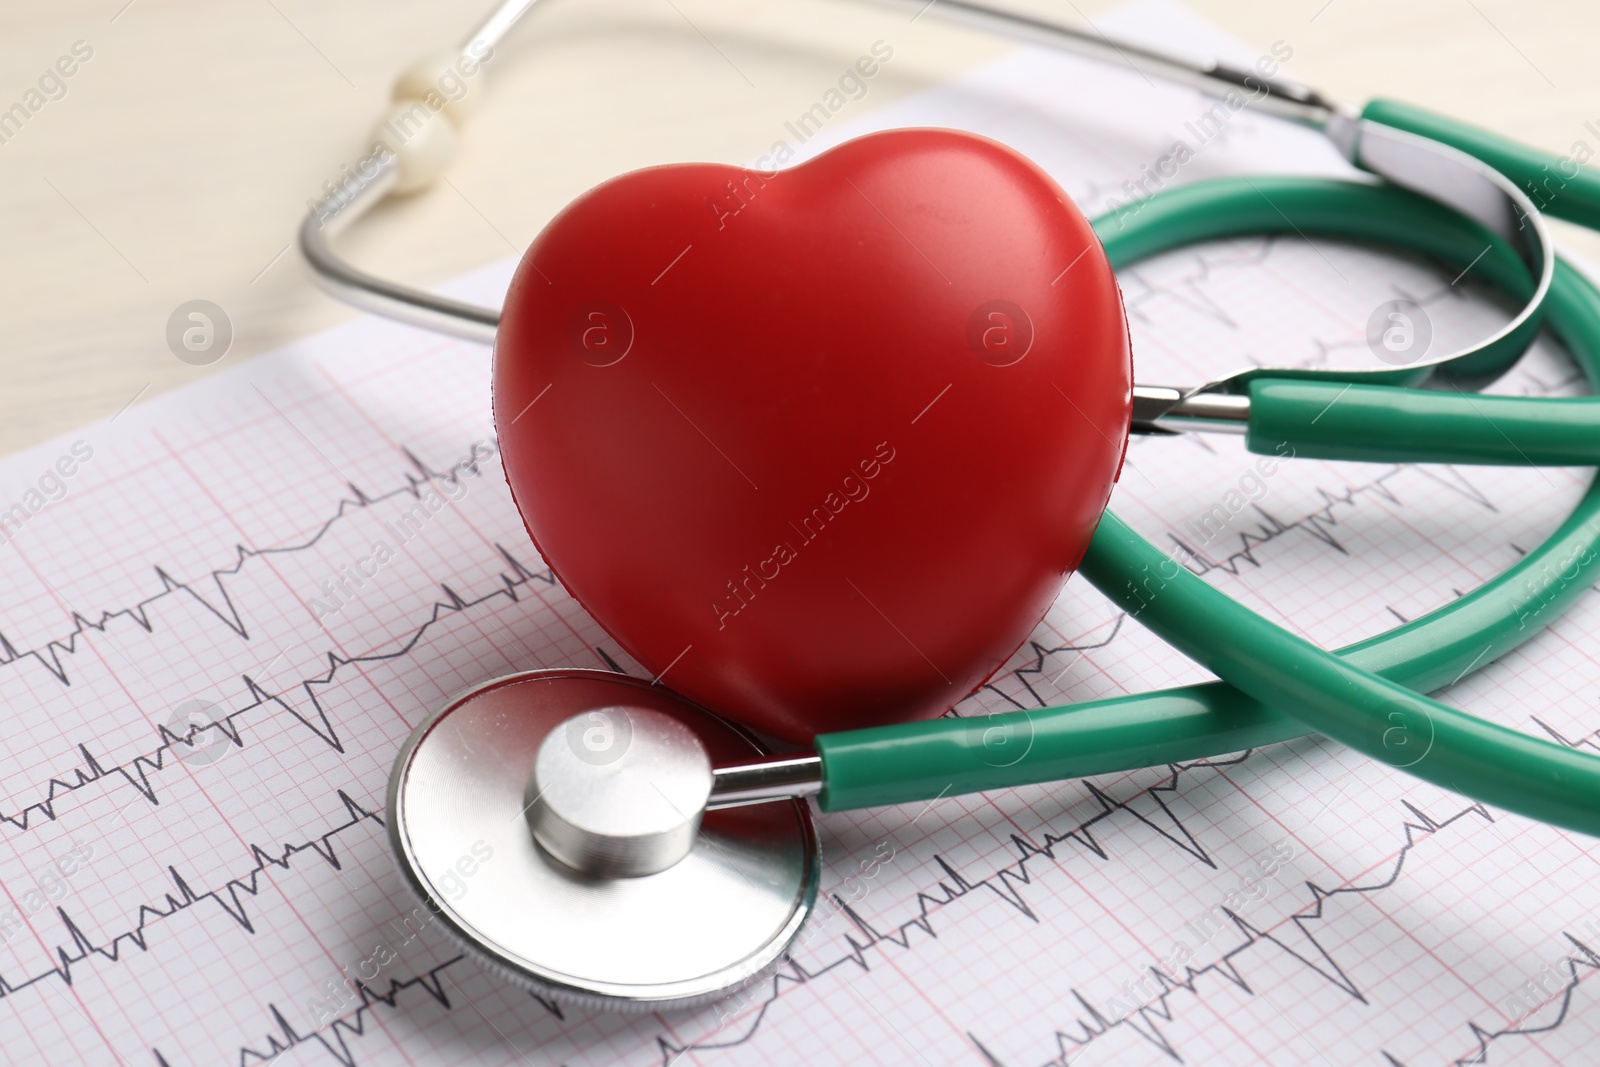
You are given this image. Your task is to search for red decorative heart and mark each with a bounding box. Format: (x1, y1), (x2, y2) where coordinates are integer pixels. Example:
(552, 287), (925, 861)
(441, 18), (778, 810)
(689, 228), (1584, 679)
(494, 128), (1131, 742)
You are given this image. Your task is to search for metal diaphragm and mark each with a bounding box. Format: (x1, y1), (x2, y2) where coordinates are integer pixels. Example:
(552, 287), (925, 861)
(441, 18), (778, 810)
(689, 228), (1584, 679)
(387, 669), (820, 1011)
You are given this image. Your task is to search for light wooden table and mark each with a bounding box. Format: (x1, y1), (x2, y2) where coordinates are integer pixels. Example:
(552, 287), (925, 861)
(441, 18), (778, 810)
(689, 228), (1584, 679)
(1, 0), (1594, 458)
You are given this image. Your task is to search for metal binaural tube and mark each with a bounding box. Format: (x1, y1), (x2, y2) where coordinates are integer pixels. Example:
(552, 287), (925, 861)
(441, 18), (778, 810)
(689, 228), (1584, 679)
(868, 0), (1340, 129)
(299, 0), (1347, 345)
(298, 154), (500, 344)
(709, 754), (824, 809)
(1131, 385), (1251, 435)
(461, 0), (543, 53)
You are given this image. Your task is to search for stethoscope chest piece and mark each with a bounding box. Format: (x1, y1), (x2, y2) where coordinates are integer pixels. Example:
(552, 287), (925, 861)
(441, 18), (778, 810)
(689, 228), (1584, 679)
(387, 669), (820, 1011)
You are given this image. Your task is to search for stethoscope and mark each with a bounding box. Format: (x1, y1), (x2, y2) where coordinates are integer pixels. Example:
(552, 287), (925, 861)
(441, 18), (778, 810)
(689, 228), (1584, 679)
(298, 0), (1600, 1013)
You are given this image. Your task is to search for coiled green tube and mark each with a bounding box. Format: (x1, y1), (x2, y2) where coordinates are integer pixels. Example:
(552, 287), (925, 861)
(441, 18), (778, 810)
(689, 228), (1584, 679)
(817, 178), (1600, 828)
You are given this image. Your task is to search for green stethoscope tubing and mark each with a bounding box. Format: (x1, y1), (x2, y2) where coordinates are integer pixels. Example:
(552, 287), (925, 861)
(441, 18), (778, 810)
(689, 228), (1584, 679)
(816, 174), (1600, 838)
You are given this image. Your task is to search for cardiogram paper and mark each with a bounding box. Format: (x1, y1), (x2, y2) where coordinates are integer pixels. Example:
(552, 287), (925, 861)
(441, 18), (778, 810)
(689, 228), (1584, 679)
(1, 1), (1598, 1064)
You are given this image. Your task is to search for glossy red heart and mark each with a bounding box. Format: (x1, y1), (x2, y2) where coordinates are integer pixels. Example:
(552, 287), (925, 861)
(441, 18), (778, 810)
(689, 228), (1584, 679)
(494, 128), (1131, 742)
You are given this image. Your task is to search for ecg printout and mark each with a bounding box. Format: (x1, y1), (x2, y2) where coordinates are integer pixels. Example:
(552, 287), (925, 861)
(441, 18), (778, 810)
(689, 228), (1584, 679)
(3, 2), (1600, 1064)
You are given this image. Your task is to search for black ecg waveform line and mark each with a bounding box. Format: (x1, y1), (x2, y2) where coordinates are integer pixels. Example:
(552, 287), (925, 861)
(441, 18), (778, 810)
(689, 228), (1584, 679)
(0, 446), (560, 835)
(1119, 236), (1277, 333)
(1032, 800), (1495, 1066)
(1445, 936), (1600, 1067)
(0, 445), (486, 687)
(0, 789), (379, 1001)
(3, 779), (564, 1066)
(641, 773), (1500, 1067)
(220, 955), (462, 1067)
(197, 770), (1563, 1067)
(223, 960), (572, 1067)
(1163, 462), (1501, 579)
(1429, 724), (1600, 1064)
(973, 614), (1127, 711)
